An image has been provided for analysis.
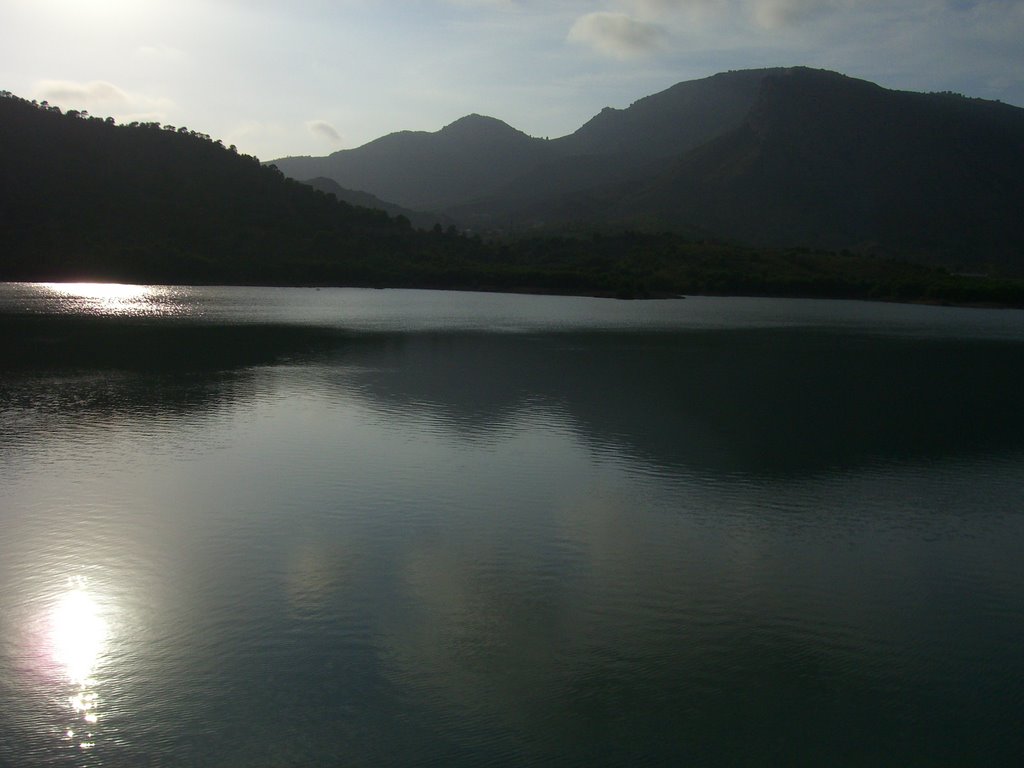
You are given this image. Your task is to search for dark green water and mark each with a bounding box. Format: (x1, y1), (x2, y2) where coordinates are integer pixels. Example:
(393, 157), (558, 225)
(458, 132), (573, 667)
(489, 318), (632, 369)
(1, 283), (1023, 766)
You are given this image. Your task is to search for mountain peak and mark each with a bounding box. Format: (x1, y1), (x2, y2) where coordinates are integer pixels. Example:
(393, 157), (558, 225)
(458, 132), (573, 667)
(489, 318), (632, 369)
(440, 113), (524, 138)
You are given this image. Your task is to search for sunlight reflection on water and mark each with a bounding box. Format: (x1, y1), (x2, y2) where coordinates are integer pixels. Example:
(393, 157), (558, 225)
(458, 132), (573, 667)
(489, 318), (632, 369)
(38, 282), (191, 318)
(47, 578), (110, 752)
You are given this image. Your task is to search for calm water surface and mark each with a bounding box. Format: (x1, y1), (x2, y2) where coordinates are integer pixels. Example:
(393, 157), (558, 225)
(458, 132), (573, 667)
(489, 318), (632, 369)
(1, 283), (1023, 766)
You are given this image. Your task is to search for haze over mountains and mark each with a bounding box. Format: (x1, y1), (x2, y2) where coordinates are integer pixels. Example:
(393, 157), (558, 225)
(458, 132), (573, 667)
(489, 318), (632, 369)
(272, 67), (1024, 272)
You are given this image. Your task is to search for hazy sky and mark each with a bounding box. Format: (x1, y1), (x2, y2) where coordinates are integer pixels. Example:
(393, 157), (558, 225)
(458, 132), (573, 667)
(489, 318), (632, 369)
(3, 1), (1022, 160)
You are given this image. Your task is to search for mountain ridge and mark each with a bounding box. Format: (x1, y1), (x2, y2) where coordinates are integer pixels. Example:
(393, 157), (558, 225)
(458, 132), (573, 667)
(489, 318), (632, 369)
(3, 88), (1022, 305)
(611, 68), (1024, 265)
(272, 111), (550, 210)
(270, 67), (1024, 272)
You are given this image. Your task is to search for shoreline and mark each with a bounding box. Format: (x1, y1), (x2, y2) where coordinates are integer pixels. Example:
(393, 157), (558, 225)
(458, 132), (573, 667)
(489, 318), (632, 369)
(4, 277), (1023, 310)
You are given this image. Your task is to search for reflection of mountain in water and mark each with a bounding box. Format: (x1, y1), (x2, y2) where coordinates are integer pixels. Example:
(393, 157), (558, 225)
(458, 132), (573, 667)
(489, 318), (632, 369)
(0, 314), (355, 438)
(2, 313), (352, 372)
(5, 313), (1023, 475)
(335, 331), (1024, 475)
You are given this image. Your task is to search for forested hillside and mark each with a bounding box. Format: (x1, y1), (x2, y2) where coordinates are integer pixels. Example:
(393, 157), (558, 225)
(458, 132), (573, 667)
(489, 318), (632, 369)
(2, 91), (1022, 305)
(0, 92), (462, 285)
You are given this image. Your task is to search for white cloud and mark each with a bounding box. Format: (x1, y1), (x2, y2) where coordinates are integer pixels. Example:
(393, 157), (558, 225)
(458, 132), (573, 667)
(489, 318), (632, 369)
(33, 79), (174, 121)
(306, 119), (342, 143)
(567, 12), (667, 58)
(35, 80), (131, 107)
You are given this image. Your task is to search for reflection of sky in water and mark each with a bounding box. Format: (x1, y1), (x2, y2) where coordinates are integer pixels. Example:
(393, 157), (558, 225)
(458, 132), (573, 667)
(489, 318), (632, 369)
(2, 283), (1024, 765)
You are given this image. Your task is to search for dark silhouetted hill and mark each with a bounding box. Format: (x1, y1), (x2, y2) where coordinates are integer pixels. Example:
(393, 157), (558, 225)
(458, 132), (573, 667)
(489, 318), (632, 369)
(271, 68), (1024, 273)
(2, 89), (1022, 305)
(272, 71), (776, 228)
(273, 114), (551, 210)
(0, 92), (476, 285)
(553, 68), (776, 160)
(614, 69), (1024, 272)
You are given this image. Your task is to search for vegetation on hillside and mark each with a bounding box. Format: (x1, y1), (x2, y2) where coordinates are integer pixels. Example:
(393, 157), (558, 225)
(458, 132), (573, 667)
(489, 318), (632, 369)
(1, 91), (1022, 306)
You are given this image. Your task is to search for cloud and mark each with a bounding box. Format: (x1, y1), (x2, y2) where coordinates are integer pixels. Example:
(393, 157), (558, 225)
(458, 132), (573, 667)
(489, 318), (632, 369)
(33, 80), (175, 123)
(306, 119), (342, 143)
(616, 0), (874, 31)
(749, 0), (838, 30)
(630, 0), (722, 12)
(567, 12), (667, 58)
(35, 80), (131, 107)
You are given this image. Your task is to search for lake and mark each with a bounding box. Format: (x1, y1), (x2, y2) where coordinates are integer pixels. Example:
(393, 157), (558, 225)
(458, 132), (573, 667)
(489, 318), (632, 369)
(2, 282), (1023, 766)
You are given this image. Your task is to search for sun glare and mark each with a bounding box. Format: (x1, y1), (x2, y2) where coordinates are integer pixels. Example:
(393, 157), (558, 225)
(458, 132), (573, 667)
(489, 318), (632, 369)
(49, 282), (150, 300)
(40, 281), (172, 317)
(51, 585), (107, 686)
(48, 580), (110, 748)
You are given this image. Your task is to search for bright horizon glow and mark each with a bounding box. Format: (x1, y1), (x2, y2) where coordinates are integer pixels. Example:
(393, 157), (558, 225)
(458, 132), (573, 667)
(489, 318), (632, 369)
(2, 2), (1022, 161)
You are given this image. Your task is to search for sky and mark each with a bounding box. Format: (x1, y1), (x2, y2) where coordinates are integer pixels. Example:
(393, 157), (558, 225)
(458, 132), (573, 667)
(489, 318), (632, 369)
(3, 1), (1023, 161)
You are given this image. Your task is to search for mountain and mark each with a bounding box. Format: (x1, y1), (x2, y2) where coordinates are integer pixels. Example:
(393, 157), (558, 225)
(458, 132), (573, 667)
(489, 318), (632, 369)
(3, 87), (1022, 305)
(300, 176), (455, 230)
(273, 114), (550, 211)
(272, 68), (1024, 272)
(553, 67), (775, 160)
(0, 92), (470, 285)
(271, 70), (774, 224)
(614, 69), (1024, 269)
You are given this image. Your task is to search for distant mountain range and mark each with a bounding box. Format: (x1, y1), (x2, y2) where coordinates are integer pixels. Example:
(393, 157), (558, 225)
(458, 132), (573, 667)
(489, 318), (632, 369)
(272, 67), (1024, 272)
(3, 83), (1023, 305)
